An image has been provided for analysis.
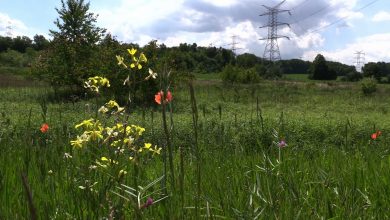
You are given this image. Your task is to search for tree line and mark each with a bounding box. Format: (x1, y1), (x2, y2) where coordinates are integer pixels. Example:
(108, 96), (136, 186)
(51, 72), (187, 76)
(2, 0), (390, 88)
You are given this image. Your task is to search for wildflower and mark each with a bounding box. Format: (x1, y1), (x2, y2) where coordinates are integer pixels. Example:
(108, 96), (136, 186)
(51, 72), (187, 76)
(145, 68), (157, 80)
(154, 90), (173, 105)
(144, 143), (152, 150)
(48, 170), (53, 175)
(98, 106), (109, 114)
(127, 48), (137, 56)
(40, 123), (49, 133)
(64, 152), (73, 159)
(84, 76), (110, 93)
(116, 55), (127, 68)
(140, 197), (154, 209)
(118, 169), (127, 178)
(70, 133), (90, 148)
(278, 139), (287, 148)
(101, 156), (118, 165)
(139, 53), (147, 63)
(371, 131), (382, 140)
(75, 118), (95, 129)
(105, 100), (124, 113)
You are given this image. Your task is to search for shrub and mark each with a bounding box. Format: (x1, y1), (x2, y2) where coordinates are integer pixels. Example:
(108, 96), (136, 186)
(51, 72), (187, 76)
(262, 63), (282, 80)
(340, 71), (363, 82)
(221, 65), (260, 84)
(361, 78), (377, 95)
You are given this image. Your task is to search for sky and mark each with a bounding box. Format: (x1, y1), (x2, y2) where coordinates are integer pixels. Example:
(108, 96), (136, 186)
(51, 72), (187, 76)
(0, 0), (390, 66)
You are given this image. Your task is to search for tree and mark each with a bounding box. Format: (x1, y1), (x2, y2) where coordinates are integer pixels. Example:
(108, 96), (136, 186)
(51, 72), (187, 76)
(33, 35), (50, 50)
(362, 62), (381, 81)
(310, 54), (337, 80)
(236, 53), (259, 68)
(34, 0), (106, 88)
(0, 36), (13, 52)
(11, 36), (32, 53)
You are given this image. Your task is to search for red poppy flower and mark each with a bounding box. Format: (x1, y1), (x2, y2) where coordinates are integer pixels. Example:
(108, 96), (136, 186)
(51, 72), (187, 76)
(154, 90), (172, 105)
(371, 130), (382, 140)
(40, 123), (49, 133)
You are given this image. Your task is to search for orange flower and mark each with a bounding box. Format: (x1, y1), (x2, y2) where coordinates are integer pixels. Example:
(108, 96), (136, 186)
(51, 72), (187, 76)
(40, 123), (49, 133)
(154, 90), (172, 105)
(371, 130), (382, 140)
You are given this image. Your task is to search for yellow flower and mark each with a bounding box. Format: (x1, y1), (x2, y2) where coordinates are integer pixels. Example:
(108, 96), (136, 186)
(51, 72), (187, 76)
(139, 53), (147, 63)
(101, 157), (118, 165)
(70, 139), (83, 148)
(152, 145), (162, 155)
(70, 133), (90, 148)
(127, 48), (137, 56)
(144, 143), (152, 149)
(100, 77), (110, 87)
(118, 169), (127, 178)
(138, 64), (142, 69)
(75, 119), (95, 129)
(98, 106), (109, 114)
(116, 55), (127, 68)
(106, 100), (119, 108)
(130, 63), (135, 69)
(84, 76), (110, 93)
(88, 130), (103, 141)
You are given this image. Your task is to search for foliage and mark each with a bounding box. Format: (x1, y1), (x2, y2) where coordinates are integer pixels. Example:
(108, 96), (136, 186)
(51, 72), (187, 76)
(277, 59), (311, 74)
(340, 71), (363, 82)
(236, 53), (260, 68)
(0, 49), (37, 68)
(262, 63), (283, 79)
(221, 64), (260, 84)
(327, 61), (356, 76)
(361, 77), (377, 95)
(362, 62), (390, 82)
(32, 0), (106, 89)
(310, 54), (337, 80)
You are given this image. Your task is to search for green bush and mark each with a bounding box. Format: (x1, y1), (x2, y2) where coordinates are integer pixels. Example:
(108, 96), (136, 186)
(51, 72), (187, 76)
(340, 71), (363, 82)
(221, 64), (260, 84)
(361, 78), (377, 95)
(262, 63), (282, 79)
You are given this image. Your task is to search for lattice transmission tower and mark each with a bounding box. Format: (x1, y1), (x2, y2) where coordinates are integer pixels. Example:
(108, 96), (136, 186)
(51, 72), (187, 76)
(6, 21), (13, 38)
(228, 35), (242, 56)
(259, 0), (290, 61)
(354, 51), (365, 73)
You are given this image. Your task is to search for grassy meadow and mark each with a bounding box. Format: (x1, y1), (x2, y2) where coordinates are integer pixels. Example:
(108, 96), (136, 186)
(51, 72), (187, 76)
(1, 76), (390, 219)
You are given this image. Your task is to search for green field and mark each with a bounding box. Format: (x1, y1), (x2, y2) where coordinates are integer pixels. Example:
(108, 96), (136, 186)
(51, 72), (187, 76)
(1, 78), (390, 219)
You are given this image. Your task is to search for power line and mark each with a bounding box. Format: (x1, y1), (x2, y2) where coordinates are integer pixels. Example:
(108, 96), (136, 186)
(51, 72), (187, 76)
(290, 4), (331, 25)
(308, 0), (380, 34)
(259, 0), (291, 61)
(290, 0), (311, 11)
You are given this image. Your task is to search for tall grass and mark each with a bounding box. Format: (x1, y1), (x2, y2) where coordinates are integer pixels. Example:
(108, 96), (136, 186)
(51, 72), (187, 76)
(1, 81), (390, 218)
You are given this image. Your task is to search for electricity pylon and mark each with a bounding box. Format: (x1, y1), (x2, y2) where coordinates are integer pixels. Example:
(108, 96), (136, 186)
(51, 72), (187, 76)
(354, 51), (365, 73)
(259, 0), (290, 61)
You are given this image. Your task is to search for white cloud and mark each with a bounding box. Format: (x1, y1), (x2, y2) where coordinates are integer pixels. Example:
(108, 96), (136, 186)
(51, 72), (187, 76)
(302, 33), (390, 64)
(0, 13), (29, 37)
(372, 11), (390, 22)
(201, 0), (238, 7)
